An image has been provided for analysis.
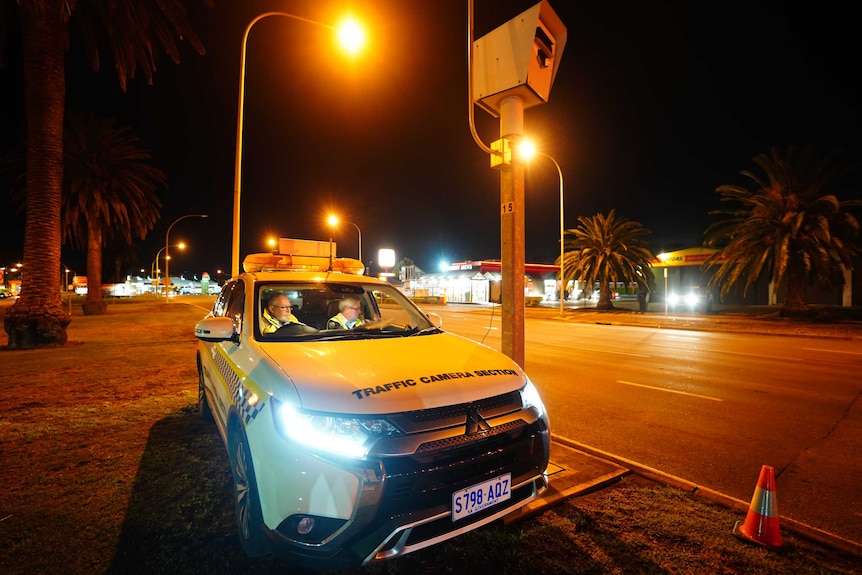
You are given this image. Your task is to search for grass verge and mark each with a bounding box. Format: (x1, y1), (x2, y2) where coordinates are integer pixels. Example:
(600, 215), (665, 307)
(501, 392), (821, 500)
(0, 300), (858, 574)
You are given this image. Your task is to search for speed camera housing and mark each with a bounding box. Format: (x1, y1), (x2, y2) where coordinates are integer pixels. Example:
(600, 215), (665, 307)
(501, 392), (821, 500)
(472, 1), (567, 117)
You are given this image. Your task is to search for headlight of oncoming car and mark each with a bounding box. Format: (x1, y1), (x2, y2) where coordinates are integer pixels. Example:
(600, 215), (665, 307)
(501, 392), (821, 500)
(520, 380), (546, 419)
(271, 398), (402, 458)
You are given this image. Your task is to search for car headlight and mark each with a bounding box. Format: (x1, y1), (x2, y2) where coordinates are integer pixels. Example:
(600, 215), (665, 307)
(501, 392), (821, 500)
(271, 398), (402, 458)
(685, 293), (700, 307)
(520, 380), (547, 419)
(668, 293), (680, 306)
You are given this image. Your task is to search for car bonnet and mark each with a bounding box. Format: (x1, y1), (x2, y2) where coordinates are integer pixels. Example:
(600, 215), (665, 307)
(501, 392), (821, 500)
(259, 333), (526, 414)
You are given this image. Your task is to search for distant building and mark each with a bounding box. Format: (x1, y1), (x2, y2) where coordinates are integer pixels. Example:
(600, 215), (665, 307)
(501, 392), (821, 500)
(406, 260), (560, 304)
(653, 247), (858, 306)
(407, 247), (858, 307)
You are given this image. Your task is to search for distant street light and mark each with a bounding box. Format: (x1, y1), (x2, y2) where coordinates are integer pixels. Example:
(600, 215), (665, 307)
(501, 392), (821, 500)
(60, 263), (72, 293)
(153, 243), (185, 296)
(326, 215), (337, 271)
(232, 12), (366, 277)
(520, 141), (566, 316)
(327, 214), (362, 268)
(165, 214), (207, 302)
(61, 263), (73, 314)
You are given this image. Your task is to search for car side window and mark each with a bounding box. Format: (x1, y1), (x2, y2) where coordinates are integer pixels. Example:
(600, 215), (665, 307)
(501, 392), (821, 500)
(224, 281), (245, 329)
(212, 281), (235, 317)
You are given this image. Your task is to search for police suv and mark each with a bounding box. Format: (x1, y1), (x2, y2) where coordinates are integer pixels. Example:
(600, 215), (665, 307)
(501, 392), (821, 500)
(194, 241), (550, 568)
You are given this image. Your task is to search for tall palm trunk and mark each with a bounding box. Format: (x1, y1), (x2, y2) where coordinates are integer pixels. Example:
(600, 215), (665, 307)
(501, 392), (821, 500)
(597, 274), (614, 310)
(3, 3), (71, 348)
(83, 222), (107, 315)
(781, 249), (809, 317)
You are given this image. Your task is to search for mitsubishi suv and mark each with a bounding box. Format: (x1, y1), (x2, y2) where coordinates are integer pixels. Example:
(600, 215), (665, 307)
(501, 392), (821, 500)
(194, 241), (550, 568)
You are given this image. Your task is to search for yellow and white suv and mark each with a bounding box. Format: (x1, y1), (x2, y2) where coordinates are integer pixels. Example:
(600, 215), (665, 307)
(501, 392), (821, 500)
(194, 243), (550, 569)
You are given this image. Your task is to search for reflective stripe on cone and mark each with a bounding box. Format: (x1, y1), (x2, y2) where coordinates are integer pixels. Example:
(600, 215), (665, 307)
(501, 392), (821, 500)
(733, 464), (783, 549)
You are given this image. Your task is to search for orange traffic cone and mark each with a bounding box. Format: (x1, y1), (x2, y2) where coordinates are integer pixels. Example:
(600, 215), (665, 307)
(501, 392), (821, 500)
(733, 464), (783, 549)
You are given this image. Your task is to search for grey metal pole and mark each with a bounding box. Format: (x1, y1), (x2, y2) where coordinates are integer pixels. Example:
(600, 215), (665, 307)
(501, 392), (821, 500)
(232, 12), (336, 278)
(165, 214), (207, 302)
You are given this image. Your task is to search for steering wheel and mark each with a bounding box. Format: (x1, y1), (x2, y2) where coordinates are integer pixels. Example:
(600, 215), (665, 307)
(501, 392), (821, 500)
(358, 318), (394, 330)
(275, 323), (319, 335)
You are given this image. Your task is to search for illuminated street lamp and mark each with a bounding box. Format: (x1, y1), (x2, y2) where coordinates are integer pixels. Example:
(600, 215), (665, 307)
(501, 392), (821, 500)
(60, 263), (73, 293)
(165, 214), (207, 302)
(9, 262), (22, 295)
(61, 263), (73, 314)
(153, 243), (185, 296)
(519, 140), (566, 316)
(231, 12), (366, 277)
(327, 214), (362, 267)
(324, 215), (339, 271)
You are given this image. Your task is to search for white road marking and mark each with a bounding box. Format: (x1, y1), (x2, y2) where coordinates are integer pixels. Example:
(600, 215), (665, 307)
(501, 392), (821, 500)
(616, 380), (723, 402)
(585, 349), (652, 358)
(803, 347), (862, 356)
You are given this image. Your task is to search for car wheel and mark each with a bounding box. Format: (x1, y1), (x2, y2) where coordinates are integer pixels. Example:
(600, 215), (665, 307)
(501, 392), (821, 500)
(197, 358), (213, 422)
(229, 424), (269, 557)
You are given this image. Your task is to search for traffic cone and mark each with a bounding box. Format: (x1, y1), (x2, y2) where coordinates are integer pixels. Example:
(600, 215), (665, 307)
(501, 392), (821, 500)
(733, 464), (783, 549)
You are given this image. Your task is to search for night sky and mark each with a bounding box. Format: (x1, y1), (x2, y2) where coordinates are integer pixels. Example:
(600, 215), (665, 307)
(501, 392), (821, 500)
(2, 0), (860, 280)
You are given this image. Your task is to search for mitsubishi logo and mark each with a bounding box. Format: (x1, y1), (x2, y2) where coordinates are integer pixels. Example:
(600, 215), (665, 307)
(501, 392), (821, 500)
(466, 405), (491, 435)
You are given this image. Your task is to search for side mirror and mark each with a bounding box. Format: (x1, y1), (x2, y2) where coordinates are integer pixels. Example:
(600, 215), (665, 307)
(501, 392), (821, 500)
(427, 312), (443, 329)
(195, 316), (238, 343)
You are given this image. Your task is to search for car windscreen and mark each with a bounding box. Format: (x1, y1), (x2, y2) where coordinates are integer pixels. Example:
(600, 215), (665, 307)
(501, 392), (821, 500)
(257, 281), (438, 340)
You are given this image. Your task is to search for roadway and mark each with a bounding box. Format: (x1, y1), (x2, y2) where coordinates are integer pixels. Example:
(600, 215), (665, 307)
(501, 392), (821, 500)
(6, 294), (858, 548)
(433, 303), (862, 549)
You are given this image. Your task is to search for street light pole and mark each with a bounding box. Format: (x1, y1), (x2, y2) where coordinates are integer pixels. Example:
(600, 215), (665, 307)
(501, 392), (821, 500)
(326, 215), (336, 271)
(328, 214), (363, 267)
(518, 143), (566, 317)
(153, 244), (185, 297)
(152, 246), (166, 296)
(61, 263), (73, 315)
(347, 221), (362, 267)
(537, 154), (565, 317)
(165, 214), (207, 302)
(232, 12), (365, 278)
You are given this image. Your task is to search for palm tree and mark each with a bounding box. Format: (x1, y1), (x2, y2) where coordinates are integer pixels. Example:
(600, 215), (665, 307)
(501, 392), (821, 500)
(560, 209), (655, 310)
(104, 240), (143, 284)
(1, 1), (207, 348)
(703, 146), (861, 317)
(63, 113), (164, 315)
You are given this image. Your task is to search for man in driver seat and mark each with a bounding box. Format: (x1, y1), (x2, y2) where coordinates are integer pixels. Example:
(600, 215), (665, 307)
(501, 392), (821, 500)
(262, 293), (302, 334)
(327, 296), (365, 330)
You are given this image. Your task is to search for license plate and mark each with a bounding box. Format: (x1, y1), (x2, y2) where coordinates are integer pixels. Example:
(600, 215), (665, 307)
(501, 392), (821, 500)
(451, 473), (511, 521)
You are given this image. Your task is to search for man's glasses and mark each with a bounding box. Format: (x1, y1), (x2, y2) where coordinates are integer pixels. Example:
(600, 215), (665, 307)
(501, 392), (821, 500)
(272, 305), (292, 310)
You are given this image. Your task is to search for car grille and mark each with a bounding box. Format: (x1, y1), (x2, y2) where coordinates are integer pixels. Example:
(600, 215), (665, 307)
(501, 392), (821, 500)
(377, 416), (545, 514)
(387, 390), (524, 433)
(415, 419), (526, 452)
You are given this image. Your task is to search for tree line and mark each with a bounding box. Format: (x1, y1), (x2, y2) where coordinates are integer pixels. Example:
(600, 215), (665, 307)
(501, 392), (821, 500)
(2, 2), (860, 348)
(558, 146), (860, 316)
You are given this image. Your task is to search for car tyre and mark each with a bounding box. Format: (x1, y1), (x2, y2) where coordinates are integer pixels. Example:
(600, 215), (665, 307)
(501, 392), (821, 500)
(197, 357), (213, 422)
(229, 424), (269, 557)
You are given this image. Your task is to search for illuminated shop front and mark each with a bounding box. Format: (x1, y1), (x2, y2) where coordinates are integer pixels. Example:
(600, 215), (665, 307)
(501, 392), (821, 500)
(408, 260), (560, 304)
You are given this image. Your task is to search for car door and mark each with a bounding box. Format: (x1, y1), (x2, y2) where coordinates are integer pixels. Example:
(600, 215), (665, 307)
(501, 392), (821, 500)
(206, 279), (247, 425)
